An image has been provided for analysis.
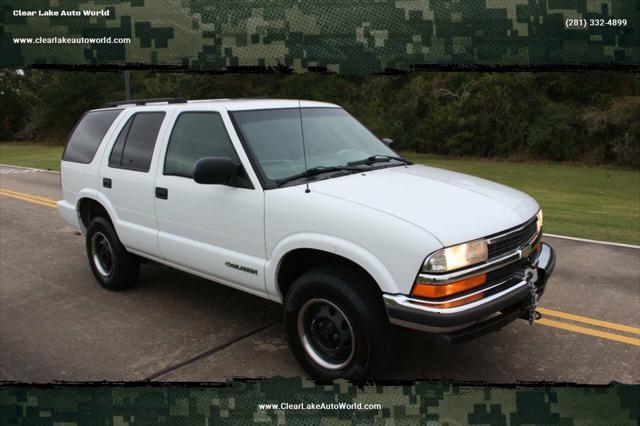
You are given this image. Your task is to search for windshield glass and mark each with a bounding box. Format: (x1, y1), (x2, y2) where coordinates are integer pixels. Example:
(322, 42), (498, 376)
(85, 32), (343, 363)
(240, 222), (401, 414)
(231, 108), (399, 186)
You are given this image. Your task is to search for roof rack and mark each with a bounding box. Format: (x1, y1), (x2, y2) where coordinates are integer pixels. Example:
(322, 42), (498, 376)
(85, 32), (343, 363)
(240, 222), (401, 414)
(103, 97), (188, 108)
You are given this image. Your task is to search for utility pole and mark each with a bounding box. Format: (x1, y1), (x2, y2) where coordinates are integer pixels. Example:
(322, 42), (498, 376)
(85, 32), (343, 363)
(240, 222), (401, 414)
(123, 70), (131, 100)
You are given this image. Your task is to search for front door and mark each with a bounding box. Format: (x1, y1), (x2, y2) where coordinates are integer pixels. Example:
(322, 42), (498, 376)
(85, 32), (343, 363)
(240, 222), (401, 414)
(153, 110), (266, 295)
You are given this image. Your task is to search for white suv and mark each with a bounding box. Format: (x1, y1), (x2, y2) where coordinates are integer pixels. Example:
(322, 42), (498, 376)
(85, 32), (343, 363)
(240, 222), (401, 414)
(58, 97), (555, 379)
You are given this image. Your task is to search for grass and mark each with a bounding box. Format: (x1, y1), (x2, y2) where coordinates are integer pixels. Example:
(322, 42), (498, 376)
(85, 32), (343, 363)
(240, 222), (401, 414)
(0, 142), (64, 171)
(402, 152), (640, 246)
(0, 143), (638, 245)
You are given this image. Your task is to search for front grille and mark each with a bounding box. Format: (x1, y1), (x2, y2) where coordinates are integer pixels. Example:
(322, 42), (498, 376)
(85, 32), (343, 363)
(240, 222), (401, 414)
(448, 259), (527, 300)
(487, 259), (527, 285)
(487, 218), (538, 259)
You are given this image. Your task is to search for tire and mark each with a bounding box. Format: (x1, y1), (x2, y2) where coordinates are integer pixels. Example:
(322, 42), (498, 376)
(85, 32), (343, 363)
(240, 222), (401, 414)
(284, 265), (395, 380)
(85, 216), (140, 291)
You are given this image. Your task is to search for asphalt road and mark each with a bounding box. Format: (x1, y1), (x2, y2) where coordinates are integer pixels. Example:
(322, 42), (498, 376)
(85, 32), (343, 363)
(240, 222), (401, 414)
(1, 165), (638, 383)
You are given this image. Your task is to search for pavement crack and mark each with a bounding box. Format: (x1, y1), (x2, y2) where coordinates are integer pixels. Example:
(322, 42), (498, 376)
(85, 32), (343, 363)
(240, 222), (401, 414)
(143, 319), (281, 381)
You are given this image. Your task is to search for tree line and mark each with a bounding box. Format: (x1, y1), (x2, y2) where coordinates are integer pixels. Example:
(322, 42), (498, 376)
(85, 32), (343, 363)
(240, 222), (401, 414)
(1, 69), (638, 167)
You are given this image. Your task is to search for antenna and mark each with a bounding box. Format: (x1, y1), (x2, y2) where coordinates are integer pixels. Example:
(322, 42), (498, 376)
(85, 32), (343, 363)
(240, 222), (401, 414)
(298, 99), (311, 193)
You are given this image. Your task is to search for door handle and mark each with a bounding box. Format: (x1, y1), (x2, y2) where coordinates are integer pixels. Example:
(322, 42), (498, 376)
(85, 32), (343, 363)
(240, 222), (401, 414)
(103, 178), (112, 188)
(155, 187), (168, 200)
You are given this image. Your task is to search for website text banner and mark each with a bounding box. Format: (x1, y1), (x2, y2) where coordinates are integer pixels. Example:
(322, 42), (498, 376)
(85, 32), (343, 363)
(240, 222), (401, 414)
(1, 381), (639, 424)
(1, 0), (637, 72)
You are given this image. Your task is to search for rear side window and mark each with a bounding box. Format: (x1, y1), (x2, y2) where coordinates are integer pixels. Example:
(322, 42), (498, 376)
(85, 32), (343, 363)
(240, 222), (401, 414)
(164, 112), (238, 177)
(109, 112), (165, 172)
(62, 109), (122, 163)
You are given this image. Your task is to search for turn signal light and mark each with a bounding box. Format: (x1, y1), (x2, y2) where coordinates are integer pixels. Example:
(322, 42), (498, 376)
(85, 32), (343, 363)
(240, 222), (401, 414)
(415, 292), (484, 309)
(411, 274), (487, 299)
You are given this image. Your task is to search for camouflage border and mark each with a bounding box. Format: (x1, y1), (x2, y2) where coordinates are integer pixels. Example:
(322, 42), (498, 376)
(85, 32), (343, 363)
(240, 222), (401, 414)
(1, 380), (639, 424)
(1, 1), (638, 73)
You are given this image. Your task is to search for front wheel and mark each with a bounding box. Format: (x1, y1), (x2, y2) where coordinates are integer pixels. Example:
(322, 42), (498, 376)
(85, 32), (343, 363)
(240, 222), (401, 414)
(284, 266), (394, 380)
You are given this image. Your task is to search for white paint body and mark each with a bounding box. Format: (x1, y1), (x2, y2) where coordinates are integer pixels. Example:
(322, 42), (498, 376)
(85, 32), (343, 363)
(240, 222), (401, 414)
(58, 99), (540, 302)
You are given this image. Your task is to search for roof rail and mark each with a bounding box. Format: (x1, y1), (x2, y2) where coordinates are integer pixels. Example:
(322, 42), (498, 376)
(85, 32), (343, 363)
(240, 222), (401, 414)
(103, 97), (188, 107)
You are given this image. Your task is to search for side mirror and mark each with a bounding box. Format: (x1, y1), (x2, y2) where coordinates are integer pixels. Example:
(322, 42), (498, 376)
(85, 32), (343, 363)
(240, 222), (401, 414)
(193, 156), (241, 185)
(382, 138), (394, 147)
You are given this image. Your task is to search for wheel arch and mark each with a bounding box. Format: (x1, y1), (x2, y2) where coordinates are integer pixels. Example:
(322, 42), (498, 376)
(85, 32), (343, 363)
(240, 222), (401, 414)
(75, 190), (119, 234)
(266, 233), (400, 302)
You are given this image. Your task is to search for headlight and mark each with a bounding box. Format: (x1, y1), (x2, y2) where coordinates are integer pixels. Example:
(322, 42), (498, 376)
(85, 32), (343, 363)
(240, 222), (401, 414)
(536, 209), (543, 234)
(422, 239), (488, 273)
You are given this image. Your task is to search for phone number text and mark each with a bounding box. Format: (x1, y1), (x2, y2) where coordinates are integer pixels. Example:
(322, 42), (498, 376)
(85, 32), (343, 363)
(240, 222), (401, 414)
(565, 18), (628, 29)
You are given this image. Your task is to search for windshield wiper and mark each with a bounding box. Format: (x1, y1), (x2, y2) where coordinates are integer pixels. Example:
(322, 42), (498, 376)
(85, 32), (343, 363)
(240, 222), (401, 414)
(275, 165), (360, 187)
(347, 154), (412, 167)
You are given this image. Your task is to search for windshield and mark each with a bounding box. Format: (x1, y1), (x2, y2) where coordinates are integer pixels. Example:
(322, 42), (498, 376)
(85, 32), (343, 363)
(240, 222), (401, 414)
(231, 108), (399, 187)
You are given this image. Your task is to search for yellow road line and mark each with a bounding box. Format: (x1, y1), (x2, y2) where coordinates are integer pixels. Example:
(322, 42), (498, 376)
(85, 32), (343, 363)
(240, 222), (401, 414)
(0, 187), (58, 204)
(538, 307), (640, 335)
(537, 318), (640, 346)
(0, 188), (57, 208)
(0, 188), (58, 206)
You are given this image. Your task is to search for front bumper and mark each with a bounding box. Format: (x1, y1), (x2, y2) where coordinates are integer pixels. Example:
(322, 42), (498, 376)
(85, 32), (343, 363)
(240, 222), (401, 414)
(384, 242), (556, 340)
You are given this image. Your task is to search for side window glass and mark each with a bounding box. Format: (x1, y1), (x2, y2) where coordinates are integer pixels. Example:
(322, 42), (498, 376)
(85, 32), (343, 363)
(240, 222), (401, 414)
(108, 112), (165, 172)
(164, 112), (238, 177)
(108, 116), (132, 167)
(63, 109), (122, 163)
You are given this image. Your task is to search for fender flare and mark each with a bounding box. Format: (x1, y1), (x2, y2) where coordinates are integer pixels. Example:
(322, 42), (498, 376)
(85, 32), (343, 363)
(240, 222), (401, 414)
(265, 232), (400, 302)
(75, 188), (120, 233)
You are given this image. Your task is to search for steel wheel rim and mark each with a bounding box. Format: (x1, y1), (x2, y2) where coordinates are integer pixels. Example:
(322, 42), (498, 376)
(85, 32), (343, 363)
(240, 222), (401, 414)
(297, 298), (355, 370)
(91, 232), (113, 277)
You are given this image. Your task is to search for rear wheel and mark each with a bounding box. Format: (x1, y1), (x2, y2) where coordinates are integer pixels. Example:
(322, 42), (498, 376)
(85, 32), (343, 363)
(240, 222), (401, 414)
(86, 217), (140, 290)
(284, 265), (394, 380)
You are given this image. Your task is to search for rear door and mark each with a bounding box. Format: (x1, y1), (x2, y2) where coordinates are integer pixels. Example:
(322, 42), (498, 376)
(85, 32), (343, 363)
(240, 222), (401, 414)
(153, 109), (266, 296)
(99, 110), (169, 257)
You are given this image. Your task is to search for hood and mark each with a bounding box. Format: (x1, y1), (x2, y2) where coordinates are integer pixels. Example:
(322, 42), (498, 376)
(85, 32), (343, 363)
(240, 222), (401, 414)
(310, 164), (539, 247)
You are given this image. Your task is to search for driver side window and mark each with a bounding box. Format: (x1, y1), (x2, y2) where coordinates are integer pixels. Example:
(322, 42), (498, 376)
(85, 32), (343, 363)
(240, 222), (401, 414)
(164, 112), (239, 178)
